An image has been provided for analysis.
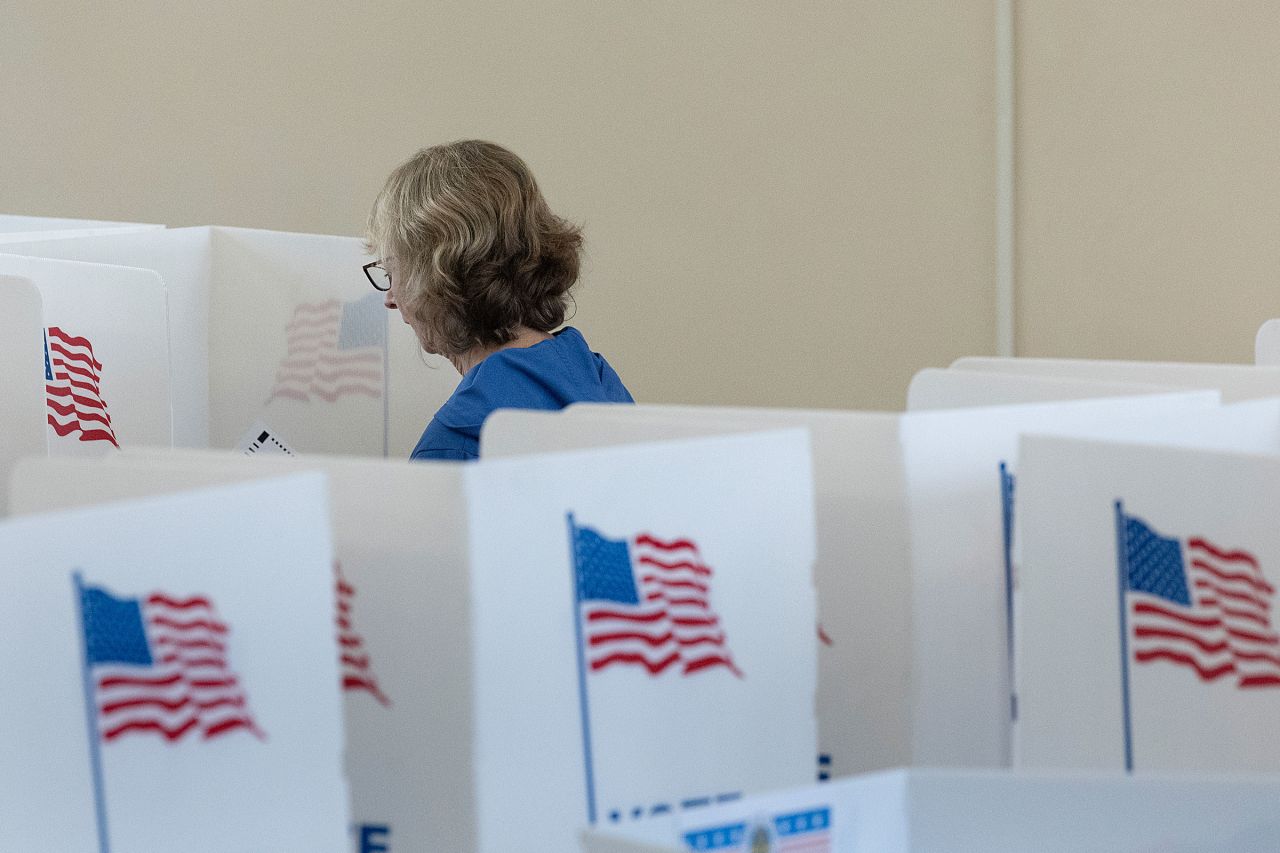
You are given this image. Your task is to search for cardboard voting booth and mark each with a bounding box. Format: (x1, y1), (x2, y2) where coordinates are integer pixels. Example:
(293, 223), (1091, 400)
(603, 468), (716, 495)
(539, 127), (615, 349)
(0, 254), (173, 456)
(1015, 435), (1280, 773)
(0, 226), (457, 456)
(0, 275), (46, 515)
(0, 474), (348, 851)
(582, 770), (1280, 853)
(483, 394), (1222, 773)
(12, 429), (818, 852)
(952, 356), (1280, 403)
(0, 215), (162, 243)
(1256, 319), (1280, 366)
(907, 367), (1178, 410)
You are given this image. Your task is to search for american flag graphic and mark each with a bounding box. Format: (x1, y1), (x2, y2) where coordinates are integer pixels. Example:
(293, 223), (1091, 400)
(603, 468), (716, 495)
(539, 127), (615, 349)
(1120, 510), (1280, 689)
(336, 564), (389, 706)
(79, 580), (264, 742)
(44, 327), (118, 447)
(266, 293), (386, 404)
(683, 807), (832, 852)
(571, 518), (741, 678)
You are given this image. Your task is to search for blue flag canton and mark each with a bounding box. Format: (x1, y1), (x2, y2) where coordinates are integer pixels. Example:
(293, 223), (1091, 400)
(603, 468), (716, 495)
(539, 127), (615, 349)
(43, 330), (52, 381)
(683, 822), (746, 851)
(775, 806), (830, 837)
(1124, 514), (1190, 606)
(338, 293), (388, 350)
(573, 525), (639, 604)
(81, 586), (153, 666)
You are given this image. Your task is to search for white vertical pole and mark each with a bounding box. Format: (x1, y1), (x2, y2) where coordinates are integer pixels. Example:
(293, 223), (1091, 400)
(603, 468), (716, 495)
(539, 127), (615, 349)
(996, 0), (1016, 357)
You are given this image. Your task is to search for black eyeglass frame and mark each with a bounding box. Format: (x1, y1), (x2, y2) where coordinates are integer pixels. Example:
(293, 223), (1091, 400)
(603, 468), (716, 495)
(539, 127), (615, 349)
(363, 260), (391, 292)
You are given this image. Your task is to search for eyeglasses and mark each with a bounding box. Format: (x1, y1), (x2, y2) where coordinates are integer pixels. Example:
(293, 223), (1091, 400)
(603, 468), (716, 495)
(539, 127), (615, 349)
(363, 260), (392, 292)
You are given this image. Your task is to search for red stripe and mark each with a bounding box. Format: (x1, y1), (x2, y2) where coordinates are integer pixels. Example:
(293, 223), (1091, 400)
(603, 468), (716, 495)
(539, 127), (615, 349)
(1196, 596), (1269, 625)
(1226, 625), (1280, 645)
(683, 654), (743, 677)
(672, 615), (719, 628)
(1189, 538), (1262, 569)
(267, 388), (311, 404)
(589, 651), (680, 674)
(635, 555), (711, 577)
(100, 694), (245, 715)
(634, 534), (698, 552)
(341, 654), (370, 669)
(1189, 558), (1274, 596)
(49, 343), (103, 372)
(306, 384), (381, 402)
(1133, 627), (1228, 654)
(639, 575), (708, 594)
(102, 716), (199, 742)
(148, 594), (213, 610)
(587, 608), (665, 623)
(99, 672), (182, 689)
(1233, 649), (1280, 666)
(1239, 674), (1280, 688)
(339, 635), (364, 648)
(46, 417), (117, 445)
(56, 360), (100, 384)
(152, 636), (226, 653)
(1193, 579), (1270, 612)
(1132, 601), (1220, 628)
(342, 677), (392, 706)
(314, 367), (382, 382)
(148, 616), (227, 634)
(203, 717), (263, 740)
(48, 327), (99, 352)
(1133, 648), (1236, 681)
(188, 677), (238, 690)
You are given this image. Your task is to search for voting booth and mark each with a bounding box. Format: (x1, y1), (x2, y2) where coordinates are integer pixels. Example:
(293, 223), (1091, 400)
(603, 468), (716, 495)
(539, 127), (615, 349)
(907, 367), (1179, 410)
(0, 226), (458, 456)
(1256, 319), (1280, 366)
(1015, 434), (1280, 773)
(482, 393), (1222, 776)
(0, 275), (46, 515)
(0, 474), (348, 851)
(0, 254), (173, 458)
(0, 215), (162, 243)
(951, 356), (1280, 402)
(11, 429), (819, 852)
(582, 770), (1280, 853)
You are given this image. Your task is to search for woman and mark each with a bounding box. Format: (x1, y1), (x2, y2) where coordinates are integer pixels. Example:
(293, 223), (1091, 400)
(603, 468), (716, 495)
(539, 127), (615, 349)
(364, 140), (634, 461)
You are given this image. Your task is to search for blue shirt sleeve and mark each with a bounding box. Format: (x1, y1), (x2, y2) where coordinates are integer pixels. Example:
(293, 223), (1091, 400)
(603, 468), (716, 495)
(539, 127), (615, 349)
(410, 445), (477, 462)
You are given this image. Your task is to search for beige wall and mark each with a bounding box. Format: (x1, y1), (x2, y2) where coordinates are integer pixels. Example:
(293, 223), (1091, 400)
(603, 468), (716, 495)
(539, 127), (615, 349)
(3, 2), (996, 411)
(1016, 1), (1280, 363)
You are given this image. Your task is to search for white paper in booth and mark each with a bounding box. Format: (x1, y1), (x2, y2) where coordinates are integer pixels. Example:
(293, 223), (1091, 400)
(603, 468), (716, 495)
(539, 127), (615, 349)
(0, 255), (173, 454)
(0, 215), (162, 243)
(11, 449), (478, 852)
(588, 770), (1280, 853)
(1256, 319), (1280, 366)
(899, 391), (1221, 766)
(951, 356), (1280, 403)
(0, 276), (47, 514)
(1014, 435), (1280, 773)
(906, 367), (1180, 411)
(482, 405), (911, 782)
(0, 473), (348, 851)
(464, 430), (817, 852)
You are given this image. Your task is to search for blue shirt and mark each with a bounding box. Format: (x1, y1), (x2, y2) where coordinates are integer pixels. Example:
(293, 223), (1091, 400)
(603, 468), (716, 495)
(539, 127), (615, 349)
(411, 327), (634, 461)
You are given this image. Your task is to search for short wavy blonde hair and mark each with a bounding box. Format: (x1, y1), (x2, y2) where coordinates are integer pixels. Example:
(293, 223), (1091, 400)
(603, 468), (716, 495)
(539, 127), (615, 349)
(365, 140), (583, 356)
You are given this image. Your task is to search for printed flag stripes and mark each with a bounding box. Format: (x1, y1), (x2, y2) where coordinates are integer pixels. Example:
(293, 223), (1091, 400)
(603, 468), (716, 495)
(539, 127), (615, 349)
(78, 579), (263, 742)
(267, 293), (386, 404)
(683, 807), (831, 852)
(571, 518), (741, 678)
(44, 327), (118, 447)
(1119, 510), (1280, 689)
(335, 564), (390, 706)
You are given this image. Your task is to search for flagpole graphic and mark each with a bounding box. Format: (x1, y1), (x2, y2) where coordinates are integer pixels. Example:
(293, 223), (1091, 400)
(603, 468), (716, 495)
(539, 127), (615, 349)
(73, 572), (112, 853)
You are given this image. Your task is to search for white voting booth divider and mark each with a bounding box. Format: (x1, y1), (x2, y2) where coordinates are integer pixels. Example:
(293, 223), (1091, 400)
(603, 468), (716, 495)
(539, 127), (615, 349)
(0, 215), (162, 243)
(1256, 319), (1280, 365)
(482, 392), (1220, 776)
(0, 226), (457, 456)
(0, 276), (46, 515)
(0, 255), (172, 457)
(952, 356), (1280, 402)
(907, 367), (1178, 410)
(1014, 432), (1280, 774)
(11, 429), (818, 853)
(0, 474), (348, 851)
(582, 770), (1280, 853)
